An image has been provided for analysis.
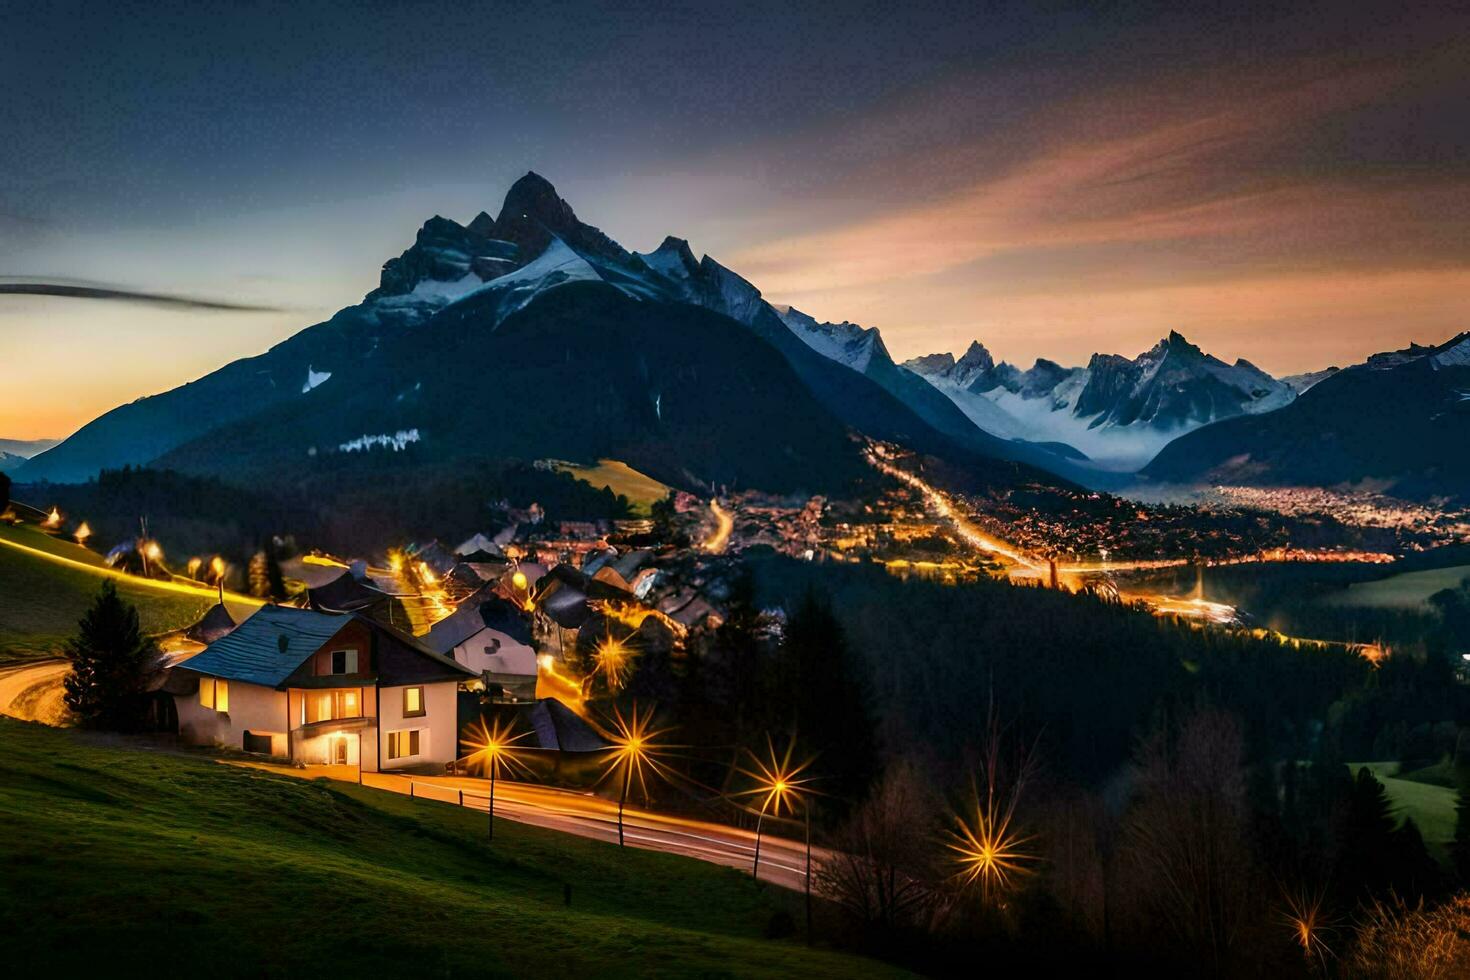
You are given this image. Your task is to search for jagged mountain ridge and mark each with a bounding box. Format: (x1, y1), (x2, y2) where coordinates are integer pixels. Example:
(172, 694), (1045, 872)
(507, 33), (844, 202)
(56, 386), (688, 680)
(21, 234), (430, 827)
(1142, 333), (1470, 501)
(902, 332), (1295, 471)
(18, 173), (1074, 495)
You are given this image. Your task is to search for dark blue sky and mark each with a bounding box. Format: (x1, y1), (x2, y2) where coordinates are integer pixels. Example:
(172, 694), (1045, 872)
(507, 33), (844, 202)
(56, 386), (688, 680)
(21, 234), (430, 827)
(4, 1), (1468, 437)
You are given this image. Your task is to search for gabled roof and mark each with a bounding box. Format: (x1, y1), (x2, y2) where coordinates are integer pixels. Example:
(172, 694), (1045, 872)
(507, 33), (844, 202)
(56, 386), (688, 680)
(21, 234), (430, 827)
(181, 605), (349, 687)
(526, 698), (609, 752)
(306, 570), (390, 613)
(455, 532), (503, 558)
(423, 587), (533, 654)
(181, 604), (475, 688)
(184, 602), (238, 644)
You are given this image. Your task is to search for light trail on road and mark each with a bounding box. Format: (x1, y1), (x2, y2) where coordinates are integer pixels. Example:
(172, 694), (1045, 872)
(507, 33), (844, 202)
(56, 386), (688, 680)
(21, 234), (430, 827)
(701, 499), (734, 554)
(234, 762), (820, 891)
(0, 533), (266, 608)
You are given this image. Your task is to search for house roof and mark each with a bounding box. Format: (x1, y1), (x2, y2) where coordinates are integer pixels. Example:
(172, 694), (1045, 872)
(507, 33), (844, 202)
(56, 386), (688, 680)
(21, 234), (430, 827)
(526, 698), (610, 752)
(184, 602), (238, 644)
(181, 604), (475, 688)
(306, 570), (390, 613)
(181, 605), (350, 687)
(423, 587), (533, 654)
(455, 533), (503, 558)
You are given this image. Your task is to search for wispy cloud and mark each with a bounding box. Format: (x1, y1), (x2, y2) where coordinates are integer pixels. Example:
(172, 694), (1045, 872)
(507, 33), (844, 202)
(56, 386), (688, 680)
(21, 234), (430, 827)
(0, 278), (284, 312)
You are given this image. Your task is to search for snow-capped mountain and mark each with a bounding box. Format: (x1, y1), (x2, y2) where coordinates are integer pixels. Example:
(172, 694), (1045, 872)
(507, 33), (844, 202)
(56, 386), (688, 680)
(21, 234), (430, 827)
(902, 332), (1296, 470)
(1144, 333), (1470, 501)
(18, 173), (1077, 495)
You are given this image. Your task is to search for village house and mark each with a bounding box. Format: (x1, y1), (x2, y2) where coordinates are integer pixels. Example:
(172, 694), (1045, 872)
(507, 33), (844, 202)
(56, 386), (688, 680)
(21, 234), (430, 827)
(170, 605), (476, 772)
(423, 587), (539, 700)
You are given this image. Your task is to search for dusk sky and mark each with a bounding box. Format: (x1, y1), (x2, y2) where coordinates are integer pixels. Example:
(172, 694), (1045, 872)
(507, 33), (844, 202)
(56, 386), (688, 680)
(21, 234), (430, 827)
(4, 0), (1468, 440)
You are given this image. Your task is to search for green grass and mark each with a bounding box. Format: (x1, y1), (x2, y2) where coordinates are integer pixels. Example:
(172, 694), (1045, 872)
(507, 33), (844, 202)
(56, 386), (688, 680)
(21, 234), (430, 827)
(1326, 565), (1470, 609)
(553, 459), (671, 517)
(0, 524), (257, 663)
(0, 719), (898, 978)
(1352, 762), (1458, 861)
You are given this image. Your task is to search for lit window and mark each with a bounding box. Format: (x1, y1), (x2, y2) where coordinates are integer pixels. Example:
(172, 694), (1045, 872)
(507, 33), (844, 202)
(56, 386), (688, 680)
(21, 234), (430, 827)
(199, 678), (228, 713)
(387, 729), (421, 760)
(403, 686), (425, 718)
(305, 689), (362, 724)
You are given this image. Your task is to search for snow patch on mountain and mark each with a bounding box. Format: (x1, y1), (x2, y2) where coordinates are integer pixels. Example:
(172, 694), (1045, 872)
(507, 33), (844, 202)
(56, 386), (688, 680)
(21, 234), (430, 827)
(339, 429), (421, 453)
(905, 332), (1297, 471)
(302, 366), (332, 393)
(775, 306), (885, 373)
(1432, 334), (1470, 368)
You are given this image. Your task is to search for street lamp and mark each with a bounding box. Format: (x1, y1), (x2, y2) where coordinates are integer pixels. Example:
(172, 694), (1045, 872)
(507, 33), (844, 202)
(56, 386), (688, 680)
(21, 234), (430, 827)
(603, 704), (670, 848)
(735, 735), (814, 879)
(461, 717), (527, 841)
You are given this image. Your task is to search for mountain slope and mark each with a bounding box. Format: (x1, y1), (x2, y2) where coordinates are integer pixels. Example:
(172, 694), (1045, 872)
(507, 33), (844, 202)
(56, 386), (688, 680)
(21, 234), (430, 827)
(156, 281), (871, 495)
(25, 172), (1075, 495)
(1142, 334), (1470, 501)
(904, 332), (1295, 471)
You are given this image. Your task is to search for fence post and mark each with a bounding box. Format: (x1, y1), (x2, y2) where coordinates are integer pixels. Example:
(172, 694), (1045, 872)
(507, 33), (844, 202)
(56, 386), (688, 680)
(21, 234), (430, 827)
(459, 789), (464, 806)
(410, 780), (415, 799)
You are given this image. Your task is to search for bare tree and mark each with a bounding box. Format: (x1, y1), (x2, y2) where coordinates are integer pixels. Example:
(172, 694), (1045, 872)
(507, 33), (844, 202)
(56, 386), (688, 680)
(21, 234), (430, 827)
(1116, 708), (1261, 974)
(815, 758), (943, 933)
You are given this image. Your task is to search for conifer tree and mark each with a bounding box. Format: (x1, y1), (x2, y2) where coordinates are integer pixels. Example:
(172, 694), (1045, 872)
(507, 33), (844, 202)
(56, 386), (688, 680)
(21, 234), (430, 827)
(62, 581), (163, 731)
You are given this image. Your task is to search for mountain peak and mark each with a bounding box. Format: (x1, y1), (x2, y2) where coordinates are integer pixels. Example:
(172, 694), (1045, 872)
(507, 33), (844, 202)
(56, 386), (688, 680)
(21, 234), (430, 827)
(497, 172), (576, 230)
(902, 352), (956, 377)
(491, 171), (628, 265)
(637, 236), (699, 280)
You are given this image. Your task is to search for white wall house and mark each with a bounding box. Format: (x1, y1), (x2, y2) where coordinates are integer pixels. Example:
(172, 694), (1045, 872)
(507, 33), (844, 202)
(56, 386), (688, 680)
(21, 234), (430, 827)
(423, 588), (538, 700)
(171, 605), (476, 772)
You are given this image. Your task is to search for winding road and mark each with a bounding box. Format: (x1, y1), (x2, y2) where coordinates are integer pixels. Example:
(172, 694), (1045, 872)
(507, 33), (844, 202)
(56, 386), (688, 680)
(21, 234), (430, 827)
(0, 659), (70, 725)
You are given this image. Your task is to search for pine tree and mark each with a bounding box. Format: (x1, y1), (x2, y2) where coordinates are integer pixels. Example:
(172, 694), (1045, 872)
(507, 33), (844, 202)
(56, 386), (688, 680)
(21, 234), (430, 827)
(780, 589), (878, 809)
(62, 581), (164, 731)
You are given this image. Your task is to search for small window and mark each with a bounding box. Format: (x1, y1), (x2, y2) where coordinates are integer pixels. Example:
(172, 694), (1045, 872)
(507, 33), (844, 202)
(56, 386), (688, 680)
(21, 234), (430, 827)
(387, 729), (421, 760)
(198, 678), (228, 713)
(403, 686), (425, 717)
(329, 649), (358, 674)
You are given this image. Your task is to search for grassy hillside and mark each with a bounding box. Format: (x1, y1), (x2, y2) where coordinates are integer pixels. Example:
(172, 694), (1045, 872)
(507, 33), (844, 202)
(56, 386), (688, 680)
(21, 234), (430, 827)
(1354, 761), (1458, 861)
(0, 719), (896, 978)
(554, 458), (672, 516)
(1327, 564), (1470, 609)
(0, 523), (258, 661)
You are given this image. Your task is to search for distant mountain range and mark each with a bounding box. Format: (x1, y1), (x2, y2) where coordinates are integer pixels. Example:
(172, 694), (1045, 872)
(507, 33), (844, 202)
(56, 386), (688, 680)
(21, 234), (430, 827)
(0, 437), (59, 474)
(14, 172), (1464, 503)
(901, 332), (1295, 471)
(1143, 334), (1470, 502)
(15, 174), (1066, 497)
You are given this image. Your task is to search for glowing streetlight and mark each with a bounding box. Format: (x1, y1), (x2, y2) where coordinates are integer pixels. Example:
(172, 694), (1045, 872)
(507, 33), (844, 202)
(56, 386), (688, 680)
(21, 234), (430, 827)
(74, 521), (91, 545)
(602, 703), (672, 847)
(594, 635), (636, 691)
(210, 556), (226, 580)
(43, 507), (61, 528)
(511, 569), (527, 591)
(460, 717), (529, 840)
(947, 791), (1037, 902)
(734, 735), (814, 879)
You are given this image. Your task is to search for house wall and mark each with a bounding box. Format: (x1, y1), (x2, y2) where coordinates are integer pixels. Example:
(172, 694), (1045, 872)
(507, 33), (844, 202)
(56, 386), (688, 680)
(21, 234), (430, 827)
(175, 679), (288, 757)
(452, 627), (537, 679)
(377, 680), (458, 772)
(287, 685), (379, 768)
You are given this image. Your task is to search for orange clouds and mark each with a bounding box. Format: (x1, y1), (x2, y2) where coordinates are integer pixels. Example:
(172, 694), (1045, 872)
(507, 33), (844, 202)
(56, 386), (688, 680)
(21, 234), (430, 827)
(727, 57), (1470, 374)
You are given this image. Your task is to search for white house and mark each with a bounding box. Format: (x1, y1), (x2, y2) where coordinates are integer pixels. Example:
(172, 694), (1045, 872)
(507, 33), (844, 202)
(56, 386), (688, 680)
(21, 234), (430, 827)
(423, 588), (538, 700)
(170, 605), (476, 772)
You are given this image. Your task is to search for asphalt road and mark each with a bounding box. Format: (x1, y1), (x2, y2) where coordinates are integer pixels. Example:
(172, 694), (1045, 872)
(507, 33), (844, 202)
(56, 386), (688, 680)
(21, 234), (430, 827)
(0, 659), (70, 725)
(257, 764), (821, 891)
